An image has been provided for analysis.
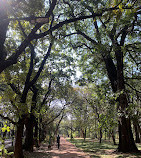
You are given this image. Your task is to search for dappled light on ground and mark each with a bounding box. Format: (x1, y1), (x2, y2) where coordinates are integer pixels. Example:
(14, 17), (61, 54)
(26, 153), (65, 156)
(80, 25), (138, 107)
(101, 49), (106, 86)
(47, 137), (90, 158)
(24, 137), (90, 158)
(69, 138), (141, 158)
(24, 137), (141, 158)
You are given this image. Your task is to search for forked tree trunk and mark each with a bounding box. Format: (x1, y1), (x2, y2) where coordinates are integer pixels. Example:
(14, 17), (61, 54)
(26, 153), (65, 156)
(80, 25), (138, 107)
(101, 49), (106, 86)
(14, 118), (24, 158)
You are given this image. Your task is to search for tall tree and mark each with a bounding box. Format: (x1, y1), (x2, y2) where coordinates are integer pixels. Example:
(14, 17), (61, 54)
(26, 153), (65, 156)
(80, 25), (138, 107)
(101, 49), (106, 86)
(60, 0), (140, 152)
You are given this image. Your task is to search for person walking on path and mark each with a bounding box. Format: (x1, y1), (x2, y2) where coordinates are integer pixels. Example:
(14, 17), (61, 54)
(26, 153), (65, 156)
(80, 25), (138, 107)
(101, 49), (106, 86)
(47, 137), (90, 158)
(57, 135), (60, 149)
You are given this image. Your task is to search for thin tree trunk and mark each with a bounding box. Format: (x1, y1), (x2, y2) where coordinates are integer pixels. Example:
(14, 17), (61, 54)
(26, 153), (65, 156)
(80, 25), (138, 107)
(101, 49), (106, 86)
(54, 113), (64, 136)
(84, 128), (86, 141)
(105, 129), (107, 140)
(111, 130), (117, 145)
(137, 123), (141, 143)
(99, 128), (102, 143)
(39, 116), (42, 143)
(133, 119), (140, 143)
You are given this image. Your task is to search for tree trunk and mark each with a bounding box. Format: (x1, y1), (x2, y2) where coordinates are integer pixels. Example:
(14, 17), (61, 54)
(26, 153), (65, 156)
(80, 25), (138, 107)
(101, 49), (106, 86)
(115, 49), (139, 152)
(103, 55), (117, 92)
(133, 119), (140, 143)
(105, 129), (107, 140)
(137, 123), (141, 143)
(0, 1), (9, 61)
(71, 125), (73, 139)
(99, 128), (102, 143)
(34, 120), (39, 147)
(39, 117), (46, 143)
(111, 130), (117, 145)
(14, 118), (24, 158)
(118, 116), (138, 152)
(24, 114), (35, 152)
(39, 116), (43, 143)
(84, 128), (86, 141)
(24, 86), (38, 151)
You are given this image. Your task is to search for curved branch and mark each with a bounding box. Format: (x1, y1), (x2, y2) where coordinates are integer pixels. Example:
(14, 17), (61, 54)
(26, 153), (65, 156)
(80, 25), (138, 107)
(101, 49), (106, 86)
(21, 42), (53, 103)
(46, 105), (66, 126)
(34, 13), (102, 39)
(0, 0), (57, 73)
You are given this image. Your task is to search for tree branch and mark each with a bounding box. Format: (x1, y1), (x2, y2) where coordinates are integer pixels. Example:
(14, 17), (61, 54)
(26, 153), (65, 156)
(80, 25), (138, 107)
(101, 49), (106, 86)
(34, 13), (102, 39)
(0, 16), (49, 24)
(9, 83), (21, 95)
(0, 114), (17, 125)
(77, 30), (98, 45)
(126, 83), (141, 93)
(21, 42), (53, 103)
(41, 77), (54, 107)
(46, 105), (66, 126)
(0, 0), (57, 74)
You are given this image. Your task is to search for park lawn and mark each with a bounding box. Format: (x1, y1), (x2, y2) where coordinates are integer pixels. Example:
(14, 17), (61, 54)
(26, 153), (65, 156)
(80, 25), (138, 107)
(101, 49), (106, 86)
(68, 138), (141, 158)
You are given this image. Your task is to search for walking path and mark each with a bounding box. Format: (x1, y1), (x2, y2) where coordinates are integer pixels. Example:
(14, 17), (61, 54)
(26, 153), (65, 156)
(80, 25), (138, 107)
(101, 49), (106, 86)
(47, 137), (90, 158)
(33, 137), (90, 158)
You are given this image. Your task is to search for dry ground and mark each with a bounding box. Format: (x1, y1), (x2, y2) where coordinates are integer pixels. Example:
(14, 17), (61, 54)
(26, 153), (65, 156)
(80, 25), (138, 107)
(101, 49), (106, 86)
(24, 137), (90, 158)
(24, 137), (141, 158)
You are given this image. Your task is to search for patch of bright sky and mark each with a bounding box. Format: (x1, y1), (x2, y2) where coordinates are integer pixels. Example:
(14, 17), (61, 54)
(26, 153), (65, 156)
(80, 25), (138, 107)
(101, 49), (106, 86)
(50, 99), (66, 109)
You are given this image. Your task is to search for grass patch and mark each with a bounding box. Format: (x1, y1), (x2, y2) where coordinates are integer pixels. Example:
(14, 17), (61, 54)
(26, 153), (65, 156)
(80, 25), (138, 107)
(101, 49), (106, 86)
(68, 138), (141, 158)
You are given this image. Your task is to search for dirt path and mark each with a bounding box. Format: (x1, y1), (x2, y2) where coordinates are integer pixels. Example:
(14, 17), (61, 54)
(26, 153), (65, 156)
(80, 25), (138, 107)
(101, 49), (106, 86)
(24, 137), (90, 158)
(47, 137), (90, 158)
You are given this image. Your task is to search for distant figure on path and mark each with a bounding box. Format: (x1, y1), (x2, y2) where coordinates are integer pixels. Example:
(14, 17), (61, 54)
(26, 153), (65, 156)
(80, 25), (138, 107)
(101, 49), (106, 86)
(57, 135), (60, 149)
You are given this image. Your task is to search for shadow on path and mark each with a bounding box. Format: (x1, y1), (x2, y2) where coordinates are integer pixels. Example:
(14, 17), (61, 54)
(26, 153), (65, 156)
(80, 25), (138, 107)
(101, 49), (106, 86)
(47, 137), (90, 158)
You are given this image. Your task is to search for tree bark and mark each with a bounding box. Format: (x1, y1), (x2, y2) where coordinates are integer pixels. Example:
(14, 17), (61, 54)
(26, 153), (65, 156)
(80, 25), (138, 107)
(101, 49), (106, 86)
(103, 54), (117, 92)
(34, 120), (39, 147)
(115, 48), (138, 152)
(24, 85), (38, 151)
(39, 117), (46, 143)
(118, 116), (138, 152)
(0, 1), (9, 62)
(133, 118), (140, 143)
(99, 128), (102, 143)
(111, 130), (117, 145)
(14, 118), (24, 158)
(83, 128), (86, 141)
(105, 129), (107, 140)
(24, 114), (35, 152)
